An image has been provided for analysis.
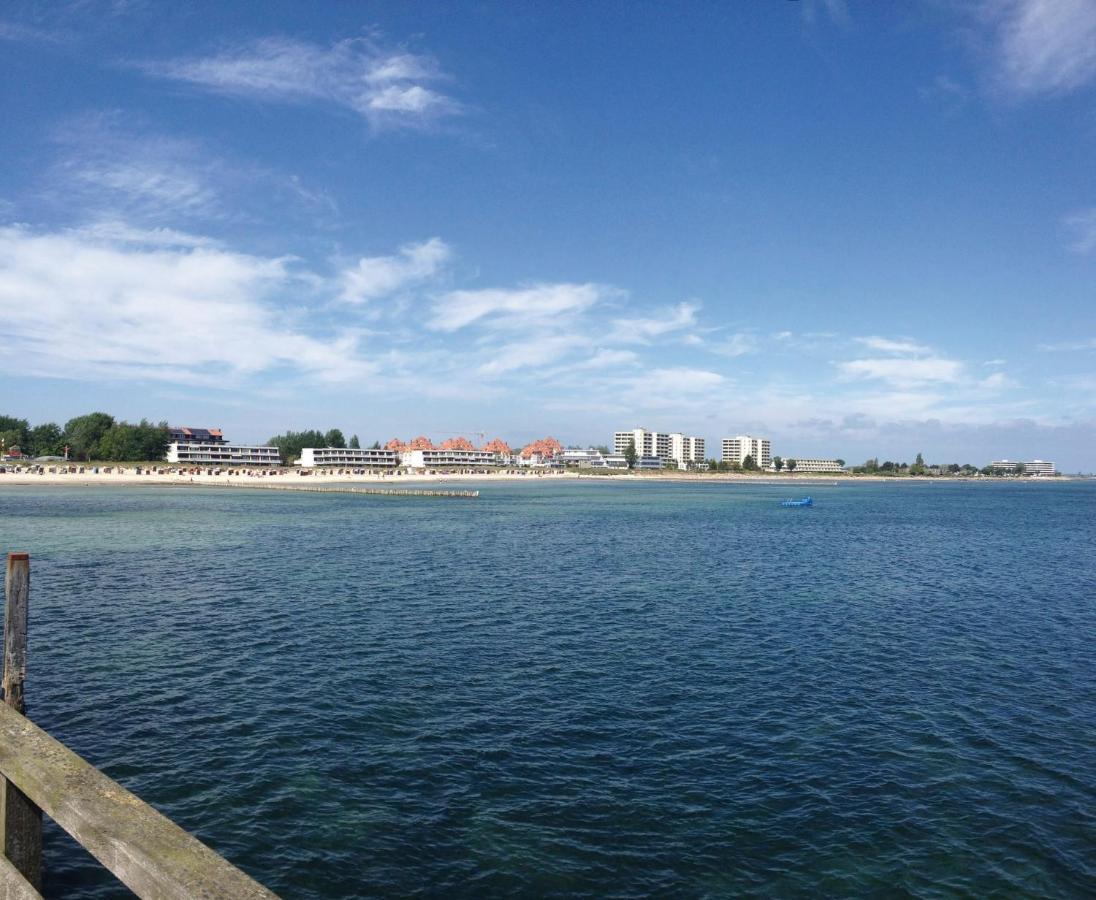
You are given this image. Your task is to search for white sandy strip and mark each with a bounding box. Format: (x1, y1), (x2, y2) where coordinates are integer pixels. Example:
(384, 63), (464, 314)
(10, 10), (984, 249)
(0, 469), (1012, 488)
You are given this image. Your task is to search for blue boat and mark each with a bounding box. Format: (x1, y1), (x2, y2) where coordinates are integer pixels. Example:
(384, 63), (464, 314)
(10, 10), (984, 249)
(781, 496), (813, 507)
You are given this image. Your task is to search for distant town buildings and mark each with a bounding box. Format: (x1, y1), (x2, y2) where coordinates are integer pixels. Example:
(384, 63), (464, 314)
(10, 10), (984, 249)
(722, 435), (772, 469)
(165, 427), (280, 466)
(990, 459), (1056, 476)
(613, 428), (705, 469)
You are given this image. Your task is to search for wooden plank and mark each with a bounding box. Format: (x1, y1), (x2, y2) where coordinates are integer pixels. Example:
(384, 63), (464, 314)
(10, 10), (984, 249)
(0, 702), (278, 899)
(0, 852), (41, 899)
(1, 553), (40, 890)
(2, 554), (28, 713)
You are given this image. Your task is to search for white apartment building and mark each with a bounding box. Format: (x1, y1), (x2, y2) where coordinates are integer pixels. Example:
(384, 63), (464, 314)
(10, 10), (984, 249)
(990, 459), (1056, 476)
(775, 457), (844, 474)
(613, 428), (705, 469)
(401, 448), (500, 469)
(165, 442), (281, 466)
(299, 447), (398, 468)
(722, 435), (772, 469)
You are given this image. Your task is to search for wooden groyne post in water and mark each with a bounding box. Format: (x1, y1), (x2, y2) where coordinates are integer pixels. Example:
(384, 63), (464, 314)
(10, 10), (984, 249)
(0, 552), (278, 899)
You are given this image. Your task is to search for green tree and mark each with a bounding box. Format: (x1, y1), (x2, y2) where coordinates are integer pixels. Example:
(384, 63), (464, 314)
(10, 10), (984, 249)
(28, 422), (64, 456)
(1014, 462), (1025, 476)
(64, 412), (115, 460)
(96, 420), (170, 462)
(266, 430), (325, 464)
(835, 459), (845, 467)
(786, 458), (797, 472)
(742, 454), (757, 471)
(772, 455), (784, 472)
(370, 440), (382, 450)
(324, 428), (347, 448)
(348, 434), (360, 449)
(0, 416), (29, 451)
(0, 430), (23, 455)
(623, 438), (637, 469)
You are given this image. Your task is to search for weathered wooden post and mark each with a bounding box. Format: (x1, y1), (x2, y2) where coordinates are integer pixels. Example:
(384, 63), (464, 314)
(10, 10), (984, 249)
(1, 552), (41, 889)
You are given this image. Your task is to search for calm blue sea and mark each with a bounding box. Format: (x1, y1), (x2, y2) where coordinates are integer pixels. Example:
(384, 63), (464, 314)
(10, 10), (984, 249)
(1, 479), (1094, 898)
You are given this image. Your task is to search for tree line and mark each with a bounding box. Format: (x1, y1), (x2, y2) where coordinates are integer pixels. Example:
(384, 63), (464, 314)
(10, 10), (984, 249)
(0, 413), (170, 462)
(264, 429), (369, 463)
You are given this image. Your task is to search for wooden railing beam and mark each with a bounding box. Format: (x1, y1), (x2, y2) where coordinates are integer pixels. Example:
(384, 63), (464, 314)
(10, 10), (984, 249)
(0, 701), (277, 899)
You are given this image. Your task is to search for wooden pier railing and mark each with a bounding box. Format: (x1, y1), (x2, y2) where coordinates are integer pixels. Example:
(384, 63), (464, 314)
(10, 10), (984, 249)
(0, 553), (278, 899)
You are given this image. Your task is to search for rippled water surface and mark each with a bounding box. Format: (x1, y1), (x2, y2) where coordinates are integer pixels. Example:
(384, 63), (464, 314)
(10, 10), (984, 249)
(1, 479), (1094, 897)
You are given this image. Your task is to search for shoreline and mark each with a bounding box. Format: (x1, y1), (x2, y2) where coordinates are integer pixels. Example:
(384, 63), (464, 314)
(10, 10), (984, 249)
(0, 468), (1081, 488)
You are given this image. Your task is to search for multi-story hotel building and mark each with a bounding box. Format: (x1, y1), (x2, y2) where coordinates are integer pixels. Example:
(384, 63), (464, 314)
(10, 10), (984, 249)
(990, 459), (1056, 476)
(722, 435), (772, 469)
(401, 448), (500, 469)
(299, 447), (398, 468)
(776, 457), (844, 474)
(613, 428), (705, 468)
(165, 426), (281, 466)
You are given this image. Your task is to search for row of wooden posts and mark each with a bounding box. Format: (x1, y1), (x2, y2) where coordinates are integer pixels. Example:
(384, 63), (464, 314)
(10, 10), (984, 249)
(0, 552), (277, 898)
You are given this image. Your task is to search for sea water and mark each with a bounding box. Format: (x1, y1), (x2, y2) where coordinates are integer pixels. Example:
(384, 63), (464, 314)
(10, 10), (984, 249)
(0, 479), (1093, 897)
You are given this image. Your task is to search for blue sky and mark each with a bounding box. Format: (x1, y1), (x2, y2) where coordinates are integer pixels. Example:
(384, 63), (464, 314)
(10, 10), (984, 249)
(1, 1), (1095, 469)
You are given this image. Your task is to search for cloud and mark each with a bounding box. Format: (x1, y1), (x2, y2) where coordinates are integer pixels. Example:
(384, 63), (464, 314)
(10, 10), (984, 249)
(710, 332), (758, 358)
(45, 113), (339, 228)
(573, 349), (640, 370)
(428, 282), (611, 332)
(139, 37), (463, 129)
(0, 225), (372, 386)
(1038, 337), (1096, 351)
(986, 0), (1096, 96)
(837, 357), (964, 385)
(1063, 208), (1096, 253)
(67, 220), (219, 249)
(338, 238), (450, 303)
(854, 335), (932, 355)
(0, 19), (66, 44)
(979, 372), (1017, 389)
(478, 334), (589, 375)
(608, 301), (698, 343)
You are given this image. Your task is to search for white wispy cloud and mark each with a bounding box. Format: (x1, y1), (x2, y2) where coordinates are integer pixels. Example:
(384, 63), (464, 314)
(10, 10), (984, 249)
(478, 334), (590, 375)
(854, 335), (932, 355)
(1063, 208), (1096, 253)
(138, 37), (463, 128)
(985, 0), (1096, 96)
(710, 332), (759, 358)
(608, 301), (698, 343)
(979, 372), (1017, 390)
(572, 349), (640, 370)
(47, 113), (339, 228)
(837, 357), (964, 385)
(338, 238), (451, 303)
(1038, 337), (1096, 351)
(428, 282), (611, 332)
(0, 225), (372, 385)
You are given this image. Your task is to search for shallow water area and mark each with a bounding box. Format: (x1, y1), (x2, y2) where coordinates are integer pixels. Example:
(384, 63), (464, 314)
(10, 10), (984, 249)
(1, 479), (1093, 897)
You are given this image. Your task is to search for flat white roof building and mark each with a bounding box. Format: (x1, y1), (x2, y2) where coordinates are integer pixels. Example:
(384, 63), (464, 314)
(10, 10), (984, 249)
(990, 459), (1056, 476)
(166, 442), (281, 466)
(401, 448), (500, 469)
(775, 457), (844, 473)
(722, 435), (771, 469)
(299, 447), (398, 468)
(613, 428), (705, 469)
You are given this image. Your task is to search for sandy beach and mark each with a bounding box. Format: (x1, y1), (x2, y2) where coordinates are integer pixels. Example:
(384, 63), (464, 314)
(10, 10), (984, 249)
(0, 464), (1068, 488)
